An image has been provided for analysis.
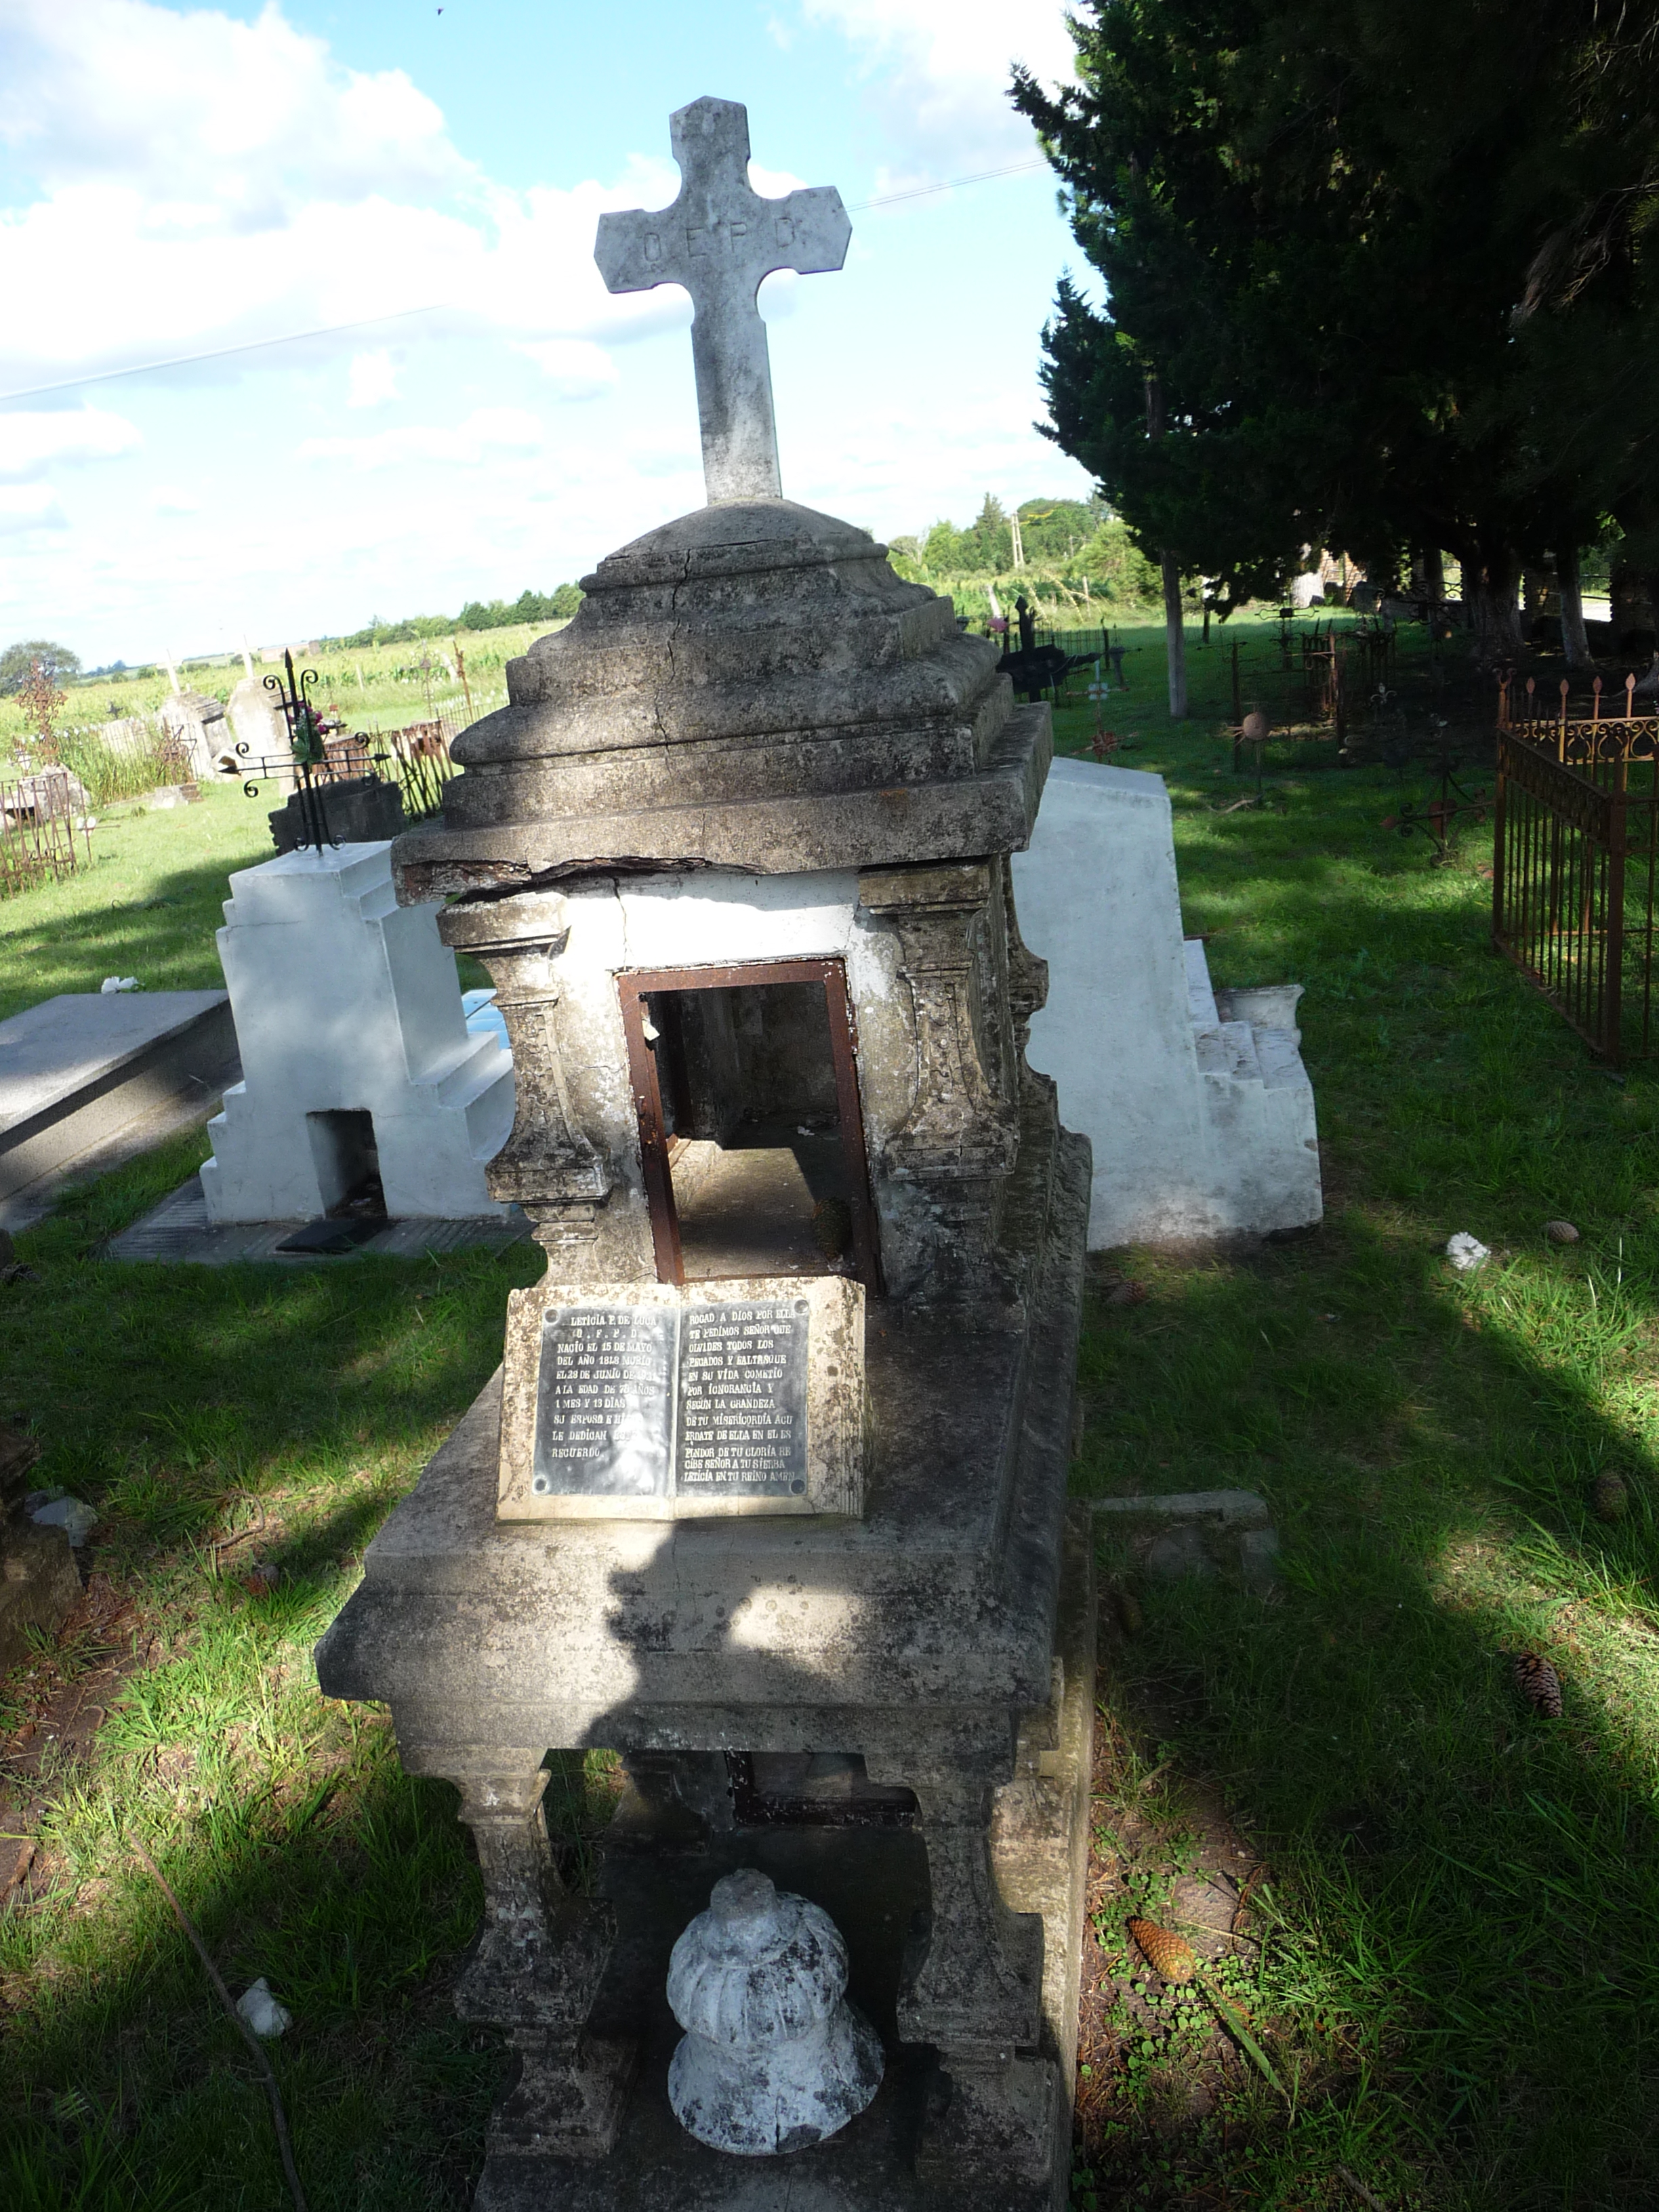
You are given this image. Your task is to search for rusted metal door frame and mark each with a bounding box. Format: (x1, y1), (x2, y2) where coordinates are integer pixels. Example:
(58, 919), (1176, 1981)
(615, 956), (882, 1291)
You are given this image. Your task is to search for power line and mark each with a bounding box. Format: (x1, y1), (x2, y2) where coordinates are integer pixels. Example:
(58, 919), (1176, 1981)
(846, 157), (1047, 211)
(0, 155), (1052, 406)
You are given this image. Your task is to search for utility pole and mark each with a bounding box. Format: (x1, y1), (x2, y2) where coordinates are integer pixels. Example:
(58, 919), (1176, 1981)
(1145, 372), (1187, 719)
(1010, 510), (1025, 571)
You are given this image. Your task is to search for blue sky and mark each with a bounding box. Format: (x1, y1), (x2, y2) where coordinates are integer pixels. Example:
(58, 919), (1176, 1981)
(0, 0), (1094, 666)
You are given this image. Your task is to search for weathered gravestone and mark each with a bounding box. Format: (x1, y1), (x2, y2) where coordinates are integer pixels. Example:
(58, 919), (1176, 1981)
(316, 96), (1093, 2211)
(157, 690), (233, 781)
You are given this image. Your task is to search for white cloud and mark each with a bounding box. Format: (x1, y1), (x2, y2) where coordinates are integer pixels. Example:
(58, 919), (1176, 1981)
(0, 1), (684, 400)
(0, 407), (140, 480)
(0, 484), (67, 531)
(0, 0), (466, 209)
(347, 350), (401, 409)
(152, 485), (199, 514)
(297, 406), (546, 472)
(513, 339), (618, 400)
(800, 0), (1076, 171)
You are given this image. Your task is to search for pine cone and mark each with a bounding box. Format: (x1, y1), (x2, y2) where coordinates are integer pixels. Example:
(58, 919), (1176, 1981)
(1593, 1470), (1629, 1523)
(1127, 1917), (1197, 1983)
(1514, 1651), (1563, 1718)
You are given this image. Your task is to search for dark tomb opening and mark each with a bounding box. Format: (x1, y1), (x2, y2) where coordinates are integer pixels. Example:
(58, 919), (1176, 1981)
(304, 1107), (388, 1221)
(618, 958), (880, 1289)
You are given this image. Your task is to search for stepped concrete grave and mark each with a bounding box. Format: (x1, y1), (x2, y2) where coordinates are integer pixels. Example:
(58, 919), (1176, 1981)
(316, 93), (1092, 2212)
(1012, 758), (1322, 1246)
(201, 842), (514, 1225)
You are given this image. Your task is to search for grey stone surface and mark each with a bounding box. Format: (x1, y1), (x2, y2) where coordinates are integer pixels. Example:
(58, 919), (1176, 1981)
(158, 690), (232, 781)
(390, 499), (1046, 897)
(316, 1132), (1089, 2205)
(1092, 1489), (1281, 1595)
(226, 674), (287, 765)
(665, 1868), (882, 2155)
(596, 98), (851, 505)
(499, 1274), (866, 1521)
(104, 1172), (528, 1266)
(0, 991), (239, 1207)
(268, 775), (404, 853)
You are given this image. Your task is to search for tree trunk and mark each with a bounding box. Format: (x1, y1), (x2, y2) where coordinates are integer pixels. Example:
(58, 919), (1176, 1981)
(1162, 555), (1187, 719)
(1465, 550), (1523, 664)
(1420, 547), (1445, 609)
(1557, 544), (1591, 668)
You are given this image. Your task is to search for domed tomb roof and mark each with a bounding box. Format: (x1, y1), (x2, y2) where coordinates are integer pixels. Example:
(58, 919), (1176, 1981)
(392, 496), (1053, 897)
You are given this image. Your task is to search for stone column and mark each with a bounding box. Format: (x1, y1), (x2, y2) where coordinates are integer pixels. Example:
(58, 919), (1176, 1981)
(865, 1748), (1059, 2189)
(858, 863), (1020, 1300)
(437, 892), (622, 1270)
(436, 1755), (636, 2158)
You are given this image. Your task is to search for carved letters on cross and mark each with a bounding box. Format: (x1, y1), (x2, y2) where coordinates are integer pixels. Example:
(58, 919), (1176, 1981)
(594, 97), (851, 504)
(859, 862), (1020, 1178)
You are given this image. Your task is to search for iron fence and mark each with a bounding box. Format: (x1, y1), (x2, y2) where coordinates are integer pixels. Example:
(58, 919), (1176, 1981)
(1492, 675), (1659, 1059)
(0, 766), (94, 897)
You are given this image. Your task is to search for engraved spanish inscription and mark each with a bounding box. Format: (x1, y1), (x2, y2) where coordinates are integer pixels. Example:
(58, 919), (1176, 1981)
(499, 1274), (865, 1521)
(532, 1307), (676, 1498)
(678, 1300), (808, 1498)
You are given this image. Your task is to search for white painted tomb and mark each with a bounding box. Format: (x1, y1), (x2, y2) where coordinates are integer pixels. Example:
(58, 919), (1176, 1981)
(200, 841), (514, 1224)
(1012, 756), (1322, 1247)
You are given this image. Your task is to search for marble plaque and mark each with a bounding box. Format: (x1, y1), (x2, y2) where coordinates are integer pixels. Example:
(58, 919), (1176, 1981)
(499, 1275), (865, 1521)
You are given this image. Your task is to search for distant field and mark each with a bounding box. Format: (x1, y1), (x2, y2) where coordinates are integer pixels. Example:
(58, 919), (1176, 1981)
(0, 621), (569, 754)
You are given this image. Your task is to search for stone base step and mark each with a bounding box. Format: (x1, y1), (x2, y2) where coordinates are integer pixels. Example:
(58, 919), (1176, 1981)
(105, 1173), (529, 1267)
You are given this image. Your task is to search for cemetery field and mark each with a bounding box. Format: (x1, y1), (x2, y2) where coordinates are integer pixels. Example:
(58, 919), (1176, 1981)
(1, 619), (560, 758)
(1, 628), (1651, 2210)
(1053, 663), (1659, 2210)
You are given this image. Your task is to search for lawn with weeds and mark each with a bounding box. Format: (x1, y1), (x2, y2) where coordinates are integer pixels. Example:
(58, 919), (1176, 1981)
(0, 1126), (550, 2208)
(3, 611), (1653, 2209)
(1057, 637), (1659, 2208)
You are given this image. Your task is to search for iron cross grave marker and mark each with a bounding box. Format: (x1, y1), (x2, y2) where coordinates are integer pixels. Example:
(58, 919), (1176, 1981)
(594, 96), (851, 505)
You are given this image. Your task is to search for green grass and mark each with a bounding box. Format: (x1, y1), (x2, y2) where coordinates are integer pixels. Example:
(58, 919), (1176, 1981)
(0, 1126), (549, 2207)
(0, 784), (284, 1024)
(1057, 636), (1659, 2206)
(3, 609), (1649, 2207)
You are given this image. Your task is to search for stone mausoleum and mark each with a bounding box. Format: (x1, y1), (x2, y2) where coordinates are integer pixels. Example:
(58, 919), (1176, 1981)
(317, 97), (1093, 2211)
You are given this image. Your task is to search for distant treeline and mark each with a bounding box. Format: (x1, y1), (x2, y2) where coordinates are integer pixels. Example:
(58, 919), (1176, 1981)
(327, 583), (585, 649)
(887, 495), (1162, 605)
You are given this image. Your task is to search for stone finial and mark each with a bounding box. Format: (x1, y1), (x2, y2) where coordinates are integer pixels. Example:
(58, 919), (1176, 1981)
(665, 1868), (882, 2155)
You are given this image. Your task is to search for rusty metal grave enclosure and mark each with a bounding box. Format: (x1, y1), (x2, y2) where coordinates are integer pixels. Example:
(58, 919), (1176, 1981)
(1493, 674), (1659, 1059)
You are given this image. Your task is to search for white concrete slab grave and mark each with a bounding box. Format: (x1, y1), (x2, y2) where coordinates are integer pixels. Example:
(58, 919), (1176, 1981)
(1012, 756), (1322, 1246)
(0, 990), (239, 1218)
(200, 840), (514, 1223)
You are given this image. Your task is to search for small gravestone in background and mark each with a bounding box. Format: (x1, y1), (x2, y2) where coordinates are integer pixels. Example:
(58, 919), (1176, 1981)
(157, 691), (232, 782)
(226, 674), (287, 769)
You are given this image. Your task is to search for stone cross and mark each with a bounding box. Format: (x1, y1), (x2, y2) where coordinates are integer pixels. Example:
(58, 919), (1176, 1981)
(595, 97), (851, 504)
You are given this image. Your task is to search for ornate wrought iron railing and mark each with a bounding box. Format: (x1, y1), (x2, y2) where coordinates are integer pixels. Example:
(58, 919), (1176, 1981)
(1492, 678), (1659, 1059)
